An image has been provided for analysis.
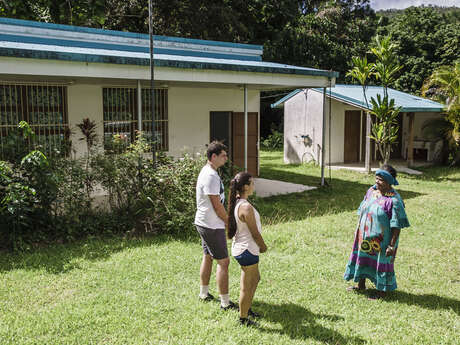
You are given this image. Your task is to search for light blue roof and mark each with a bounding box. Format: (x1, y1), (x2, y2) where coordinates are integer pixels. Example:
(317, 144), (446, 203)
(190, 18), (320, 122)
(271, 85), (444, 112)
(0, 17), (339, 79)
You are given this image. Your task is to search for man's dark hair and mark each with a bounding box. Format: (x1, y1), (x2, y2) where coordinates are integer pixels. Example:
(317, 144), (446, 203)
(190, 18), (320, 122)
(381, 164), (397, 178)
(206, 141), (227, 160)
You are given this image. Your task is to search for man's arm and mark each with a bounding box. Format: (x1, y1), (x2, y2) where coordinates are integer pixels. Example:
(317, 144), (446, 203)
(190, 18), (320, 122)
(209, 195), (228, 225)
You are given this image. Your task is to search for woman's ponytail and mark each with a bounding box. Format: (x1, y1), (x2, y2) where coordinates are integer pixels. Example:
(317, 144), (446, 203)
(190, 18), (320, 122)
(227, 178), (238, 239)
(226, 172), (252, 239)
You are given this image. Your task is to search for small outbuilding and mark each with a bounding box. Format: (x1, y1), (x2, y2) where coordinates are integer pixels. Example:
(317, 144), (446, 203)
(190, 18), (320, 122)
(0, 17), (338, 176)
(272, 85), (445, 168)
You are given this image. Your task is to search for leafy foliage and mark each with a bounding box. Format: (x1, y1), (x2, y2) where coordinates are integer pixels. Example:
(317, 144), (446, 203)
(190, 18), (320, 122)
(262, 129), (284, 150)
(422, 62), (460, 166)
(0, 124), (211, 251)
(377, 6), (460, 94)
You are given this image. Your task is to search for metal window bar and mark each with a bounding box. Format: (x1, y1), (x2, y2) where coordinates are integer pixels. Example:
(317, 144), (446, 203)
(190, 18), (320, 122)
(0, 83), (69, 159)
(102, 87), (168, 152)
(141, 88), (168, 151)
(102, 87), (137, 152)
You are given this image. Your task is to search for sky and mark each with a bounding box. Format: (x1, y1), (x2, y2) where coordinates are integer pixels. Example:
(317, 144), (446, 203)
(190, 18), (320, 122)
(369, 0), (460, 11)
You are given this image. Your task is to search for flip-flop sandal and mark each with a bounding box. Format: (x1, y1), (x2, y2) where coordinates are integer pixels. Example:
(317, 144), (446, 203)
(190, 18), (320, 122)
(346, 286), (365, 292)
(367, 294), (381, 300)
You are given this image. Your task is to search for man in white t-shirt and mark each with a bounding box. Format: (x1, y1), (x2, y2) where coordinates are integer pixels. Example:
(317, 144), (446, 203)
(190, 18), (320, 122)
(195, 141), (237, 310)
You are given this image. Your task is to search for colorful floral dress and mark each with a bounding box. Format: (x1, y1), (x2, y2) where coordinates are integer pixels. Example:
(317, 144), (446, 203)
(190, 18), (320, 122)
(344, 185), (410, 291)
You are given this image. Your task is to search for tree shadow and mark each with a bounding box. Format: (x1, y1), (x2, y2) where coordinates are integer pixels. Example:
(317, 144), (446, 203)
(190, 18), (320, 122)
(0, 231), (199, 274)
(253, 169), (423, 225)
(409, 165), (460, 182)
(253, 301), (365, 344)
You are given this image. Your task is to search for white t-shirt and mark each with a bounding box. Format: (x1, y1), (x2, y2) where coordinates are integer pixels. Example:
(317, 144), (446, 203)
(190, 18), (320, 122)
(194, 164), (225, 229)
(231, 199), (262, 256)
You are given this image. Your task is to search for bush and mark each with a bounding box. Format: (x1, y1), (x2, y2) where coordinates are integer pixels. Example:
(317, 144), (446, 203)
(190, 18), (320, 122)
(0, 123), (228, 250)
(262, 129), (283, 150)
(92, 140), (206, 236)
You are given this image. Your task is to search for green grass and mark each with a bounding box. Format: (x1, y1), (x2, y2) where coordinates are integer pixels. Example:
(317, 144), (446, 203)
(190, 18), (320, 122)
(1, 150), (459, 344)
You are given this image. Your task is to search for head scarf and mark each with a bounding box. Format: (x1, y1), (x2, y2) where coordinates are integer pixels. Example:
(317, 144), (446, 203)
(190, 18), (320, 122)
(376, 169), (399, 186)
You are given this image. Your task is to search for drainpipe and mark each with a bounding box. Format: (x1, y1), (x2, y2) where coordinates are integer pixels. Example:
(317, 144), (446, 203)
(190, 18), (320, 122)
(137, 80), (142, 132)
(244, 84), (248, 171)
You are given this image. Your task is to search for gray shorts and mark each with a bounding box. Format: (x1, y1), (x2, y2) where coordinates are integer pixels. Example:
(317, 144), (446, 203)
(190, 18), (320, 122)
(195, 225), (228, 260)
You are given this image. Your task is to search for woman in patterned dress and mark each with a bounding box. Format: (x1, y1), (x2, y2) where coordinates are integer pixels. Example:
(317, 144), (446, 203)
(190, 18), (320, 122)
(344, 164), (410, 299)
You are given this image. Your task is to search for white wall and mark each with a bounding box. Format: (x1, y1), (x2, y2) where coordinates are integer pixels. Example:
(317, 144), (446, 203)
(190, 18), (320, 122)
(168, 86), (260, 157)
(284, 90), (358, 165)
(284, 89), (323, 164)
(67, 82), (260, 158)
(67, 84), (104, 158)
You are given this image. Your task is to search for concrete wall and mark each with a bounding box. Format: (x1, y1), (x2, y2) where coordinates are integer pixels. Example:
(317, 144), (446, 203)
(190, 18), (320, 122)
(284, 89), (358, 165)
(168, 86), (260, 157)
(67, 82), (260, 158)
(67, 84), (104, 157)
(284, 89), (323, 164)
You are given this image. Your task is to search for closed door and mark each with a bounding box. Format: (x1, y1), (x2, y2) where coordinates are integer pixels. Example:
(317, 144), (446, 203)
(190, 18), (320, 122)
(344, 110), (361, 163)
(232, 112), (258, 176)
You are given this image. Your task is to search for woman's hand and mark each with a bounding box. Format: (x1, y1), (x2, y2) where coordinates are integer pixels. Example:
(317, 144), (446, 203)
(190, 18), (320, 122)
(385, 245), (395, 256)
(259, 243), (267, 253)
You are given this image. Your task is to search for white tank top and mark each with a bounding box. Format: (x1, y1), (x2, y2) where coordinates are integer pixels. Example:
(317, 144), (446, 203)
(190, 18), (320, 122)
(231, 199), (262, 256)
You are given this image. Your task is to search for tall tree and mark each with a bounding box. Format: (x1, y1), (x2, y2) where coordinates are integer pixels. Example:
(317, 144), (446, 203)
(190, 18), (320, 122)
(376, 6), (460, 94)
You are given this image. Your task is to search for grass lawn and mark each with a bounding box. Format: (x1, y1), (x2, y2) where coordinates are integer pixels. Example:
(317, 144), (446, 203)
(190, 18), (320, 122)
(1, 150), (459, 345)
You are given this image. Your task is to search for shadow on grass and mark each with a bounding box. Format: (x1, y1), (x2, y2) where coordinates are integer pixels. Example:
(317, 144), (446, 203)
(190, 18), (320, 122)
(350, 288), (460, 315)
(253, 301), (365, 344)
(388, 291), (460, 315)
(0, 231), (199, 274)
(414, 165), (460, 182)
(254, 168), (423, 225)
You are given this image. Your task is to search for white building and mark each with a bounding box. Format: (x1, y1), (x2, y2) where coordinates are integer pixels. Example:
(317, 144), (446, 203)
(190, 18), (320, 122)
(272, 85), (444, 167)
(0, 17), (338, 176)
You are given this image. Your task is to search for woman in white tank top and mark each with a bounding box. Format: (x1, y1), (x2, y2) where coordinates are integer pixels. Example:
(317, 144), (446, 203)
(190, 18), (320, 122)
(227, 172), (267, 326)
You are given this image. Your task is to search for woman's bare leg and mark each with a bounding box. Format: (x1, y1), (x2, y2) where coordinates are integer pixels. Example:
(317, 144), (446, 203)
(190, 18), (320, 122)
(239, 264), (260, 318)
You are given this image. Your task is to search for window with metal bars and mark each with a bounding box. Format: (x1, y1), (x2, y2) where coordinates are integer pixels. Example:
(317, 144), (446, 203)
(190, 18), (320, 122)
(0, 83), (69, 159)
(102, 88), (168, 152)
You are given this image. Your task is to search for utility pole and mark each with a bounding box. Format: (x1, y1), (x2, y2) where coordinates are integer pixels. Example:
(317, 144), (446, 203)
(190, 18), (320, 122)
(148, 0), (156, 166)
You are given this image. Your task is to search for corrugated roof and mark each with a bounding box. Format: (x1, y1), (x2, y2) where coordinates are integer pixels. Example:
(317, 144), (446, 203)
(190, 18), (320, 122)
(0, 17), (339, 79)
(271, 85), (444, 112)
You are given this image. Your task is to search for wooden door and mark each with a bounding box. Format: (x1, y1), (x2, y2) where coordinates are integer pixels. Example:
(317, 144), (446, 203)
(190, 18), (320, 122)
(232, 112), (258, 176)
(344, 110), (361, 163)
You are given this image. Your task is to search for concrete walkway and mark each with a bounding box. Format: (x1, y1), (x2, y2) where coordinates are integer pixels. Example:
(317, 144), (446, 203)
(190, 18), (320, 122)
(254, 178), (316, 198)
(329, 160), (429, 175)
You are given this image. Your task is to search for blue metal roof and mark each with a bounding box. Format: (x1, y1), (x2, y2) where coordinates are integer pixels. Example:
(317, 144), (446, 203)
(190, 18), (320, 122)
(0, 17), (339, 79)
(271, 85), (444, 112)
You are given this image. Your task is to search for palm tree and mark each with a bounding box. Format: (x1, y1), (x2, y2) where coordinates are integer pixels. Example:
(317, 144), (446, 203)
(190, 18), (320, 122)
(422, 62), (460, 166)
(346, 56), (374, 109)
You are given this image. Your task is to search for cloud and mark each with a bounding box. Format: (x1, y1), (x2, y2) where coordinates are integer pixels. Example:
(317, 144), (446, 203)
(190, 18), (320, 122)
(370, 0), (460, 11)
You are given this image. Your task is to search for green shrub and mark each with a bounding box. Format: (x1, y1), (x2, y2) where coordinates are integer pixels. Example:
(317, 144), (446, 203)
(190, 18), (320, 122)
(0, 123), (229, 250)
(262, 129), (283, 150)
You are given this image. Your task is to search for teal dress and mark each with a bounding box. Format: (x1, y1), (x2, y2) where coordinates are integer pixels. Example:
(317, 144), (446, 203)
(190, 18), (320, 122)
(344, 186), (410, 291)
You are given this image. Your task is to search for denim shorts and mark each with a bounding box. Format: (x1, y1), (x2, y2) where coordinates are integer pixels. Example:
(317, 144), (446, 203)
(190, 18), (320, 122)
(233, 249), (259, 267)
